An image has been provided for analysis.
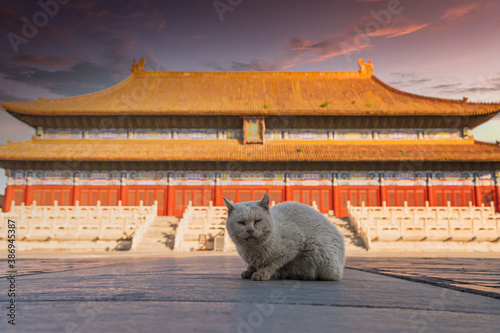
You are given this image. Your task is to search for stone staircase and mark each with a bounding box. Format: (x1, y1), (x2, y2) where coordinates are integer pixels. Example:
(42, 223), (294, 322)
(328, 217), (367, 253)
(134, 216), (180, 252)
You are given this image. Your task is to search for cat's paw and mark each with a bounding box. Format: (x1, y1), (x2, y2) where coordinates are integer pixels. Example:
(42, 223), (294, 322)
(251, 271), (271, 281)
(241, 270), (254, 279)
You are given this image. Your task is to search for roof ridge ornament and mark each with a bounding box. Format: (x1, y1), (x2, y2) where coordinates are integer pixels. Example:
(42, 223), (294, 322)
(131, 58), (146, 74)
(358, 59), (373, 77)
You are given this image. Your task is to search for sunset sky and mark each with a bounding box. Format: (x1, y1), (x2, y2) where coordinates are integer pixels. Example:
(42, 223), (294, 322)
(0, 0), (499, 193)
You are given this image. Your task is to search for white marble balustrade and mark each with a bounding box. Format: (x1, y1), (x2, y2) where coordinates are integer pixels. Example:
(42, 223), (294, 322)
(348, 201), (500, 250)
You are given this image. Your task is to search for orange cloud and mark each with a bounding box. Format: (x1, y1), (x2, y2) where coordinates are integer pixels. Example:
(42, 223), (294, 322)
(441, 2), (480, 21)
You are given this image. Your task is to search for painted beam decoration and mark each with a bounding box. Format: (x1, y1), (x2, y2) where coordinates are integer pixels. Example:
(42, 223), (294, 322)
(337, 171), (379, 186)
(170, 171), (216, 186)
(383, 171), (427, 186)
(219, 171), (285, 186)
(287, 171), (332, 186)
(127, 171), (168, 186)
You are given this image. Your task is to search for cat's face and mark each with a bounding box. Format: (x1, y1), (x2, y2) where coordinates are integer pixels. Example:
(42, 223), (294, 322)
(224, 193), (273, 244)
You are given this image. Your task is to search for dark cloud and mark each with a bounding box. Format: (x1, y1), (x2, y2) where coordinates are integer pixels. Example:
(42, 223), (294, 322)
(390, 72), (418, 79)
(0, 89), (25, 102)
(389, 78), (433, 86)
(204, 59), (283, 72)
(426, 83), (462, 91)
(10, 54), (74, 68)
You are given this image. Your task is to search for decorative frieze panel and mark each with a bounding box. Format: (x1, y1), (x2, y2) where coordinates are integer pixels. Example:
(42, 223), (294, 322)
(6, 169), (496, 189)
(287, 171), (332, 186)
(170, 171), (215, 186)
(79, 171), (121, 186)
(7, 170), (27, 185)
(475, 171), (495, 186)
(178, 129), (217, 140)
(430, 171), (474, 186)
(226, 129), (243, 140)
(126, 171), (168, 186)
(288, 130), (329, 140)
(43, 129), (83, 139)
(30, 170), (74, 186)
(134, 129), (172, 140)
(378, 129), (418, 140)
(425, 129), (462, 140)
(334, 130), (373, 140)
(336, 171), (379, 186)
(383, 171), (427, 186)
(219, 171), (285, 186)
(37, 128), (465, 141)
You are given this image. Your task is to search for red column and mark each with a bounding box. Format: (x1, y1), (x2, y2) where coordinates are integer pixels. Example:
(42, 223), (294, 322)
(72, 173), (81, 205)
(379, 173), (386, 205)
(473, 173), (481, 207)
(332, 173), (340, 217)
(4, 185), (13, 212)
(285, 173), (292, 202)
(214, 173), (223, 206)
(120, 173), (127, 205)
(25, 174), (34, 205)
(426, 173), (434, 206)
(166, 173), (174, 216)
(495, 172), (500, 213)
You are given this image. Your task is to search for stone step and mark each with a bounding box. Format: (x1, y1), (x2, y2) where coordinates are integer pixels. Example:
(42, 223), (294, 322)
(328, 217), (367, 251)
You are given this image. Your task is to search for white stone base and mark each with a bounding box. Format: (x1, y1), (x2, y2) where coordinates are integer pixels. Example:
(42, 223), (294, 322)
(0, 240), (131, 251)
(368, 241), (500, 252)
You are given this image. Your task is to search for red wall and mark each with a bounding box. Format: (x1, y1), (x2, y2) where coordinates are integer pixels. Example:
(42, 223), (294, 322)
(382, 186), (427, 207)
(3, 182), (499, 216)
(429, 186), (475, 206)
(334, 186), (380, 217)
(124, 186), (168, 216)
(167, 186), (214, 217)
(286, 186), (332, 214)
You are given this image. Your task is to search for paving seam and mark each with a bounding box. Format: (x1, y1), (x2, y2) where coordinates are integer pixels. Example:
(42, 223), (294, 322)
(0, 257), (174, 278)
(346, 266), (500, 300)
(11, 299), (500, 315)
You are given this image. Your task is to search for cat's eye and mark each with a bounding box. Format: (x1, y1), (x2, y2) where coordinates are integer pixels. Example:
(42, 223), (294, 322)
(238, 221), (245, 225)
(255, 219), (262, 223)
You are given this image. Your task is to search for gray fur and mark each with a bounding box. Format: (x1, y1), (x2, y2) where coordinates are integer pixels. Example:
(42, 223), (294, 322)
(224, 193), (345, 281)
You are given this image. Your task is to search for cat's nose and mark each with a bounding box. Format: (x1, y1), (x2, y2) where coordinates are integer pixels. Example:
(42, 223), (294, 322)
(247, 229), (254, 234)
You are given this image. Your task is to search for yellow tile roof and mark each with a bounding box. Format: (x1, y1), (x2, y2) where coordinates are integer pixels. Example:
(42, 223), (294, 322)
(1, 138), (499, 162)
(2, 59), (499, 117)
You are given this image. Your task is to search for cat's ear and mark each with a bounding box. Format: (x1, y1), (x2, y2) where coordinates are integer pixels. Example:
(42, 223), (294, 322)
(223, 197), (235, 215)
(258, 193), (270, 211)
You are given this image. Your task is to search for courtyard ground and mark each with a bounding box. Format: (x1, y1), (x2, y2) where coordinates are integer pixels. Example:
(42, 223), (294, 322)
(1, 251), (500, 332)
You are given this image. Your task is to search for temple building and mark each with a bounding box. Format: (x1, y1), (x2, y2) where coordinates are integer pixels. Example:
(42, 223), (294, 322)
(1, 58), (499, 217)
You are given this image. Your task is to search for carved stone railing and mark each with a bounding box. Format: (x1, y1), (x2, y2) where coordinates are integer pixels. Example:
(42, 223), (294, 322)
(173, 200), (320, 252)
(174, 201), (231, 252)
(0, 200), (157, 244)
(347, 201), (500, 249)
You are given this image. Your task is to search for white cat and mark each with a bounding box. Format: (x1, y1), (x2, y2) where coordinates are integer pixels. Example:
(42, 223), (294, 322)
(224, 193), (345, 281)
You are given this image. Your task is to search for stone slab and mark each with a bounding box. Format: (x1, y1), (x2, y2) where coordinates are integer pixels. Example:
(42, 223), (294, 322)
(1, 254), (499, 332)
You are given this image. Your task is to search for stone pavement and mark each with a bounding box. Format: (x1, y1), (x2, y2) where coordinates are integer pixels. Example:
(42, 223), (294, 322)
(1, 253), (500, 333)
(347, 257), (500, 299)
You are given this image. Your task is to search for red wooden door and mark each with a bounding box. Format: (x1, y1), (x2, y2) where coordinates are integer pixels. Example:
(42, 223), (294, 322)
(32, 186), (73, 206)
(384, 186), (427, 206)
(127, 187), (167, 215)
(169, 186), (214, 217)
(431, 186), (474, 206)
(334, 186), (380, 217)
(79, 186), (120, 206)
(289, 186), (332, 214)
